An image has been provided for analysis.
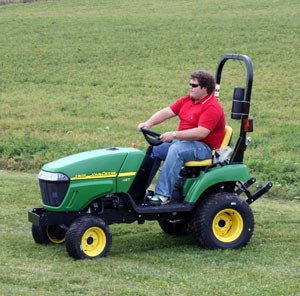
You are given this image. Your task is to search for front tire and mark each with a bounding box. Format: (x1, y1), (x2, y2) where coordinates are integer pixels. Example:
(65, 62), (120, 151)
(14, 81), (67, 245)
(32, 225), (50, 244)
(65, 216), (112, 259)
(191, 192), (254, 249)
(32, 225), (66, 244)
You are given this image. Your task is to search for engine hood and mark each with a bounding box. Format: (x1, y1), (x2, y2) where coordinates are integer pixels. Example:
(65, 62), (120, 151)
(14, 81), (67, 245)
(41, 147), (145, 180)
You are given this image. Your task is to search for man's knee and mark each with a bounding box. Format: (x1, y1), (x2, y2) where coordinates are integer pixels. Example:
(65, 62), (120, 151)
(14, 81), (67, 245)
(153, 142), (171, 159)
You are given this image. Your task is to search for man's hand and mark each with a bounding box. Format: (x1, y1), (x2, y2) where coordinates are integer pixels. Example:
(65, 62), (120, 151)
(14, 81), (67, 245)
(137, 122), (150, 131)
(160, 131), (176, 142)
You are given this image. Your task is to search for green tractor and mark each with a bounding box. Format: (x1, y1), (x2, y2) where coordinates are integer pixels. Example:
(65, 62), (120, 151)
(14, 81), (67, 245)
(28, 54), (272, 259)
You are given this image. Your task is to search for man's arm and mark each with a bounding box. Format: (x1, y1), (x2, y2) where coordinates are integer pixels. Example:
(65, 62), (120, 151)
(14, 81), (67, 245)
(138, 107), (176, 130)
(160, 126), (210, 142)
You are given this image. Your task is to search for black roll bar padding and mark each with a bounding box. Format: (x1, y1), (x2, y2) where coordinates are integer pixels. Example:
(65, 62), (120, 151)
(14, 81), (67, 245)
(215, 53), (253, 118)
(232, 87), (248, 119)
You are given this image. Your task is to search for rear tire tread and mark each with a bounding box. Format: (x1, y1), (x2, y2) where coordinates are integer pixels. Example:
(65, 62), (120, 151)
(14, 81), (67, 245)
(191, 192), (254, 249)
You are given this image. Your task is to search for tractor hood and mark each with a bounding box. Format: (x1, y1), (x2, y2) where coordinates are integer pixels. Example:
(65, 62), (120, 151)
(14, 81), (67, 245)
(40, 147), (145, 180)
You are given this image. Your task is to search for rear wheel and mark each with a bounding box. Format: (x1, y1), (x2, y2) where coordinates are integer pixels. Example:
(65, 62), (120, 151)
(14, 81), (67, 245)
(191, 192), (254, 249)
(158, 219), (189, 236)
(66, 216), (112, 259)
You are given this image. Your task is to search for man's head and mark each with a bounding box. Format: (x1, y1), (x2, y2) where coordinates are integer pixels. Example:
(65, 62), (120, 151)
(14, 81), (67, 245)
(189, 70), (216, 100)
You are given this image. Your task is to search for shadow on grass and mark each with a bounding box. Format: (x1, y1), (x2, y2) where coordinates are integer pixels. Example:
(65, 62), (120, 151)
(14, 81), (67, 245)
(109, 223), (197, 257)
(21, 222), (197, 261)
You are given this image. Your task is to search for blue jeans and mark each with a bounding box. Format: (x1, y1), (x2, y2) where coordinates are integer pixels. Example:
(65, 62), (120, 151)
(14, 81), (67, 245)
(147, 140), (212, 197)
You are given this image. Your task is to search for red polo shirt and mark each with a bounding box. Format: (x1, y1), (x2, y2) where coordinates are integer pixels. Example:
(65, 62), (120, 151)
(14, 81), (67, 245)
(170, 94), (225, 148)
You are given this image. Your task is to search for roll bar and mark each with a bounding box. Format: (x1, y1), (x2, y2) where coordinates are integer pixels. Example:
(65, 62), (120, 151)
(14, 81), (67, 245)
(215, 53), (253, 110)
(214, 54), (254, 163)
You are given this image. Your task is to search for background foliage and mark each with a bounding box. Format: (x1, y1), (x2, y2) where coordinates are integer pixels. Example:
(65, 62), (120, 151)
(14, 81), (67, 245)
(0, 0), (299, 198)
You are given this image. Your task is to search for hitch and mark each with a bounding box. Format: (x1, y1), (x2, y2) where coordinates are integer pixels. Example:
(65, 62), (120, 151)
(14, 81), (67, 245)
(246, 182), (273, 204)
(235, 178), (273, 204)
(235, 177), (256, 195)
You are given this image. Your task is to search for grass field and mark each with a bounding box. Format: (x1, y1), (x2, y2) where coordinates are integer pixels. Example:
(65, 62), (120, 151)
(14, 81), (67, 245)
(0, 0), (299, 198)
(0, 170), (299, 295)
(0, 0), (299, 295)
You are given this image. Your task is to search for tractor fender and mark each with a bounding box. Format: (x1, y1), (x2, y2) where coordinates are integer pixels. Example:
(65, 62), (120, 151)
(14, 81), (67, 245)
(184, 164), (250, 203)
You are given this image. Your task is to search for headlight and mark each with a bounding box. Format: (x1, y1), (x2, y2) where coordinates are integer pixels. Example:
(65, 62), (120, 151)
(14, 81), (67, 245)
(38, 170), (69, 182)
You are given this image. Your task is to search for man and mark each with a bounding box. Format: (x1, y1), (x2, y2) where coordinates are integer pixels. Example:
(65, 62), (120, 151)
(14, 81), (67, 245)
(138, 70), (225, 205)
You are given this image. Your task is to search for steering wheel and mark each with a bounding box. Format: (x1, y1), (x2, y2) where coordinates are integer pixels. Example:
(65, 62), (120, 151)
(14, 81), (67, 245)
(141, 128), (163, 146)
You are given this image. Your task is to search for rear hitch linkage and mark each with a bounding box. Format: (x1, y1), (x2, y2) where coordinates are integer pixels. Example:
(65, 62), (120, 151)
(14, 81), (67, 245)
(235, 178), (273, 204)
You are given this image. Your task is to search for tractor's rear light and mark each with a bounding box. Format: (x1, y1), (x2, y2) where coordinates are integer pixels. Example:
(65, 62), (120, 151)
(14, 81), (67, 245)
(243, 118), (253, 132)
(38, 171), (70, 207)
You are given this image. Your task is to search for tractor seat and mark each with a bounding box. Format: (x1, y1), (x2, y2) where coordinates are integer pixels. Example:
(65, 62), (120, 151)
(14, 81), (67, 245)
(184, 125), (233, 167)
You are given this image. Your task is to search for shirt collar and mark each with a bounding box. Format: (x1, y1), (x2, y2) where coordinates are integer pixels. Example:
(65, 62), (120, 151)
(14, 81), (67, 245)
(190, 94), (213, 105)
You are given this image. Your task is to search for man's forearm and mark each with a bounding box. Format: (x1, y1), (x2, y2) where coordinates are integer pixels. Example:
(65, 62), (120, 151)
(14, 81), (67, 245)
(146, 107), (175, 128)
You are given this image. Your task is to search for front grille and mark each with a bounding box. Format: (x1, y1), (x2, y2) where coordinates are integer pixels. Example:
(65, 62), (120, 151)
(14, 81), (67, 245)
(39, 180), (70, 207)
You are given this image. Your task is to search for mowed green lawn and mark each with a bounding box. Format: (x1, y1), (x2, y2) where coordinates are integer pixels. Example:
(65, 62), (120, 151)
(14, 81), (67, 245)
(0, 170), (299, 295)
(0, 0), (299, 197)
(0, 0), (299, 295)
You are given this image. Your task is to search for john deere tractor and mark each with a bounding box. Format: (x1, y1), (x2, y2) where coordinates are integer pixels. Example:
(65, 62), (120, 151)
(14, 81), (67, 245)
(28, 54), (272, 259)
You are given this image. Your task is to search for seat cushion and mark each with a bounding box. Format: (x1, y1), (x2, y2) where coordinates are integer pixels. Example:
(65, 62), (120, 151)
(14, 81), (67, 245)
(183, 125), (232, 168)
(183, 158), (213, 167)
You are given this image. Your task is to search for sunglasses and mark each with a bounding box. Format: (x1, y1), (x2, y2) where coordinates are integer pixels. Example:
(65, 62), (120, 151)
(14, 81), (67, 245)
(189, 83), (200, 88)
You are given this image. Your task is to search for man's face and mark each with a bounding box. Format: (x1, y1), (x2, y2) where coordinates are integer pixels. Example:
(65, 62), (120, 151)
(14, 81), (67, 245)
(189, 78), (207, 101)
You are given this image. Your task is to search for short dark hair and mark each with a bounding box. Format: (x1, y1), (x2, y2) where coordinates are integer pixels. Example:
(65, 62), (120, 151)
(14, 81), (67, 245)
(190, 70), (215, 94)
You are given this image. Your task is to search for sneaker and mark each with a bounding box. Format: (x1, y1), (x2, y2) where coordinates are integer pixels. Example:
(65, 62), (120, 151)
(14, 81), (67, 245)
(143, 191), (154, 203)
(149, 194), (170, 206)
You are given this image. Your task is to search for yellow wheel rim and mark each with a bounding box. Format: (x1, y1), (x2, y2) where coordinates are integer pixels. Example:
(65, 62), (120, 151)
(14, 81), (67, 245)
(212, 209), (243, 243)
(46, 226), (66, 244)
(81, 227), (107, 257)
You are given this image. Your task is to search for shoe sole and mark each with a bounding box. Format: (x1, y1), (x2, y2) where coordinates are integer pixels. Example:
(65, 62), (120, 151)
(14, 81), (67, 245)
(149, 199), (170, 206)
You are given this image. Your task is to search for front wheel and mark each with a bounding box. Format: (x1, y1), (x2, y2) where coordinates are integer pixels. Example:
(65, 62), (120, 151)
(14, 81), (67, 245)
(32, 225), (66, 244)
(191, 192), (254, 249)
(65, 216), (112, 259)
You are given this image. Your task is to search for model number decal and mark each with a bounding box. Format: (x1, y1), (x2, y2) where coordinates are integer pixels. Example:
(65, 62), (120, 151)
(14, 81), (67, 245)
(71, 171), (117, 180)
(71, 171), (136, 180)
